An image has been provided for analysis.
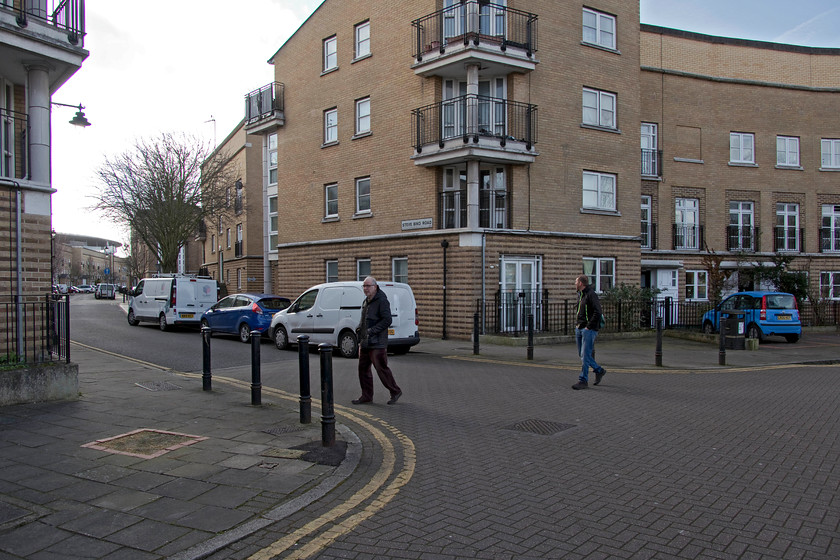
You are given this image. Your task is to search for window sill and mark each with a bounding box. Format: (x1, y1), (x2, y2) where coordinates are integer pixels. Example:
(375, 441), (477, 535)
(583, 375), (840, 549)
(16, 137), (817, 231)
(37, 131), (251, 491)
(580, 41), (620, 55)
(641, 174), (662, 181)
(353, 211), (373, 220)
(580, 207), (620, 217)
(321, 141), (339, 149)
(728, 162), (758, 167)
(775, 165), (803, 170)
(674, 157), (704, 164)
(580, 123), (621, 134)
(352, 53), (371, 64)
(819, 167), (840, 172)
(352, 131), (372, 140)
(322, 216), (340, 223)
(320, 66), (339, 77)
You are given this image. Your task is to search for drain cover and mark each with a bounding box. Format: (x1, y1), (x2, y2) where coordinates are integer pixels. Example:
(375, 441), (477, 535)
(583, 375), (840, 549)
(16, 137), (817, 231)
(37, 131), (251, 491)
(135, 381), (182, 392)
(82, 429), (207, 459)
(505, 419), (577, 436)
(263, 425), (306, 436)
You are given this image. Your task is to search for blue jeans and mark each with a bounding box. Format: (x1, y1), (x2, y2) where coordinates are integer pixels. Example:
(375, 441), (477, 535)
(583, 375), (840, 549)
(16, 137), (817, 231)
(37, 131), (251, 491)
(575, 328), (601, 383)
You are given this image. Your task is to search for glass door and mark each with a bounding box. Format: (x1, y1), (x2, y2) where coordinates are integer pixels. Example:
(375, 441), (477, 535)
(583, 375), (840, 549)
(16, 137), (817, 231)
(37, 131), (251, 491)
(500, 256), (541, 332)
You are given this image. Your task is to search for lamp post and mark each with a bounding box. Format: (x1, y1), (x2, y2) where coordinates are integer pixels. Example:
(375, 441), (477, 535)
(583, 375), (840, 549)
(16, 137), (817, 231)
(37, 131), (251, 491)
(51, 101), (91, 127)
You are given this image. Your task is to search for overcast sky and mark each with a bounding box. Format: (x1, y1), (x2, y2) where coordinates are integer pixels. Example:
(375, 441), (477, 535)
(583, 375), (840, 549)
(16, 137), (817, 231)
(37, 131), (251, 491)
(51, 0), (840, 250)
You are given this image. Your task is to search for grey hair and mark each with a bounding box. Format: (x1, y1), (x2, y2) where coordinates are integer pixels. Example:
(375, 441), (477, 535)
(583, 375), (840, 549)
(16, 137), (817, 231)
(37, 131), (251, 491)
(364, 276), (378, 286)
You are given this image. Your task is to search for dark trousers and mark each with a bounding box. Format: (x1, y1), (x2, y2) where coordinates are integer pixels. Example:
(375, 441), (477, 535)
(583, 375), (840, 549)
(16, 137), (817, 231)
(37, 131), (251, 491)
(358, 347), (401, 401)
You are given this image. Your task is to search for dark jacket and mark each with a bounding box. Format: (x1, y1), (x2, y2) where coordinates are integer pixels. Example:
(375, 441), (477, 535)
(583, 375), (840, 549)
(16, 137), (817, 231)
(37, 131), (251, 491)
(357, 288), (392, 349)
(576, 285), (603, 331)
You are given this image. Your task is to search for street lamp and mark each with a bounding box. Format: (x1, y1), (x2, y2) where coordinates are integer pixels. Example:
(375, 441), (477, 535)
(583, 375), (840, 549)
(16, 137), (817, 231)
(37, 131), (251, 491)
(51, 101), (91, 127)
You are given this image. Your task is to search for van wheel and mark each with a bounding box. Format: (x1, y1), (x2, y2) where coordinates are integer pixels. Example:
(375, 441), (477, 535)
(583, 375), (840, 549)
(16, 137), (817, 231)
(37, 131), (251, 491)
(702, 321), (715, 335)
(159, 314), (168, 332)
(746, 323), (762, 341)
(390, 345), (410, 355)
(338, 330), (358, 359)
(239, 323), (252, 343)
(274, 326), (290, 350)
(127, 309), (139, 326)
(784, 333), (800, 343)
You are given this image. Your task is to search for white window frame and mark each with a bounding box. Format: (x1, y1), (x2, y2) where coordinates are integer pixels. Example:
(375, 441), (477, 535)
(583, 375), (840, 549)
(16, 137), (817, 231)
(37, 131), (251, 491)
(356, 259), (371, 281)
(821, 204), (840, 252)
(355, 97), (370, 135)
(776, 203), (799, 252)
(356, 176), (371, 214)
(641, 195), (652, 249)
(820, 271), (840, 300)
(641, 122), (659, 176)
(582, 87), (616, 129)
(268, 195), (278, 252)
(582, 171), (616, 211)
(323, 35), (337, 72)
(325, 183), (338, 218)
(268, 133), (278, 185)
(326, 260), (338, 283)
(582, 257), (615, 293)
(675, 197), (700, 250)
(324, 108), (338, 144)
(685, 270), (708, 301)
(355, 21), (370, 59)
(730, 132), (755, 164)
(821, 139), (840, 169)
(729, 201), (754, 251)
(392, 257), (408, 283)
(237, 268), (242, 290)
(582, 7), (616, 50)
(776, 136), (800, 167)
(211, 234), (216, 254)
(226, 228), (231, 249)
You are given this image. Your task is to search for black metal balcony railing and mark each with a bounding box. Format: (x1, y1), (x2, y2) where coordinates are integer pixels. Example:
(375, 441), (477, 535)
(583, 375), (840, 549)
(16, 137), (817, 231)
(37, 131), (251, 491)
(673, 224), (704, 250)
(1, 294), (70, 365)
(0, 108), (29, 181)
(234, 240), (243, 258)
(641, 222), (657, 250)
(412, 1), (538, 60)
(820, 226), (840, 252)
(726, 225), (759, 252)
(413, 94), (537, 151)
(440, 189), (509, 229)
(641, 148), (662, 177)
(774, 226), (804, 252)
(4, 0), (86, 46)
(245, 82), (285, 125)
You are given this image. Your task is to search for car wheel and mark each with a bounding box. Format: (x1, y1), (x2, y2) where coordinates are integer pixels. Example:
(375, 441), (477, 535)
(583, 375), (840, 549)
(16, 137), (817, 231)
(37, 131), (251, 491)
(127, 309), (139, 326)
(159, 314), (168, 332)
(274, 325), (290, 351)
(239, 323), (252, 343)
(338, 330), (358, 359)
(200, 318), (212, 336)
(784, 333), (800, 343)
(746, 323), (762, 341)
(702, 321), (715, 335)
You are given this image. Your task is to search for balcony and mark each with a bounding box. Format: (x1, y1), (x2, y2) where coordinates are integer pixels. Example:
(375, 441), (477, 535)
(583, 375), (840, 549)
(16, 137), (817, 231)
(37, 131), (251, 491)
(774, 226), (804, 253)
(641, 149), (662, 178)
(673, 224), (704, 250)
(411, 1), (538, 78)
(441, 189), (508, 229)
(641, 222), (657, 250)
(1, 108), (28, 181)
(820, 227), (840, 253)
(412, 94), (537, 166)
(726, 225), (759, 252)
(244, 82), (284, 135)
(1, 0), (86, 46)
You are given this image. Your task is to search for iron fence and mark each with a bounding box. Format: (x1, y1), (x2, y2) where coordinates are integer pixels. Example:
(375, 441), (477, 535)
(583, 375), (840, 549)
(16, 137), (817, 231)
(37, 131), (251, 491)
(244, 82), (284, 125)
(0, 294), (70, 366)
(2, 0), (86, 46)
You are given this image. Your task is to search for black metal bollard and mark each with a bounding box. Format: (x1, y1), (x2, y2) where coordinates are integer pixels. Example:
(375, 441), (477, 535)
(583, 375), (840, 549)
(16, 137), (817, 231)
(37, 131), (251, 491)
(250, 330), (261, 405)
(319, 344), (336, 447)
(655, 317), (663, 367)
(297, 335), (312, 424)
(473, 312), (480, 355)
(201, 326), (212, 391)
(527, 313), (534, 360)
(719, 316), (727, 366)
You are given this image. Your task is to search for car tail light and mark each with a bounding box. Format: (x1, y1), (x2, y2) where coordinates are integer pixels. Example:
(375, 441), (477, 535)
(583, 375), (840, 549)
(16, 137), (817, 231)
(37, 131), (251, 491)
(760, 295), (767, 321)
(251, 303), (263, 314)
(414, 307), (418, 326)
(170, 284), (176, 308)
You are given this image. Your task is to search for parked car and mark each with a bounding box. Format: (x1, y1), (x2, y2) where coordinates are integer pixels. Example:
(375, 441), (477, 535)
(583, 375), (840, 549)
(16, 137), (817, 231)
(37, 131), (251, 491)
(201, 294), (291, 343)
(127, 275), (218, 331)
(76, 285), (95, 293)
(269, 281), (420, 358)
(95, 283), (116, 300)
(701, 291), (801, 343)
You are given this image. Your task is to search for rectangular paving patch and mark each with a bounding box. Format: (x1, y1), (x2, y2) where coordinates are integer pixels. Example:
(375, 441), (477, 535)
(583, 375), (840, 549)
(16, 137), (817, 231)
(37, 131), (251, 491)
(82, 429), (207, 460)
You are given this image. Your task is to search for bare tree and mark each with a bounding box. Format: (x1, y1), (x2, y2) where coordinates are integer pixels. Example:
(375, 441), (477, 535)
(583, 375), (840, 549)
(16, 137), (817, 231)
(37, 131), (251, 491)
(93, 133), (238, 273)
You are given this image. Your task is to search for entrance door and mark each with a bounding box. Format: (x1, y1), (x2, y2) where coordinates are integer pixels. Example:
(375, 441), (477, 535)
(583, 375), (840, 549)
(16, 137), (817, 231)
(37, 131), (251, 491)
(500, 256), (541, 332)
(655, 269), (680, 326)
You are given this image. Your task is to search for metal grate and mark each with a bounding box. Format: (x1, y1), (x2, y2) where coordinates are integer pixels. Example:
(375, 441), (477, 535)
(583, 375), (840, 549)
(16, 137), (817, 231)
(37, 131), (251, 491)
(135, 381), (182, 392)
(504, 419), (577, 436)
(263, 425), (306, 436)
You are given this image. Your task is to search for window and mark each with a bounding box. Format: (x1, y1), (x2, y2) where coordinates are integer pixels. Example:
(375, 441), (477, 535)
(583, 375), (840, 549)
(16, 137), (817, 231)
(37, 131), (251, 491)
(775, 203), (799, 252)
(225, 187), (231, 208)
(685, 271), (708, 301)
(357, 259), (371, 281)
(675, 198), (700, 250)
(355, 21), (370, 59)
(582, 8), (616, 50)
(392, 258), (408, 283)
(355, 97), (370, 135)
(356, 176), (371, 214)
(728, 201), (754, 251)
(326, 260), (338, 283)
(821, 139), (840, 169)
(324, 108), (338, 144)
(235, 224), (243, 257)
(582, 171), (616, 211)
(582, 87), (616, 129)
(641, 123), (659, 176)
(268, 133), (278, 185)
(323, 35), (337, 71)
(776, 136), (800, 167)
(641, 195), (652, 249)
(820, 272), (840, 299)
(268, 196), (278, 251)
(582, 257), (614, 292)
(211, 234), (216, 254)
(237, 269), (242, 290)
(325, 183), (338, 218)
(821, 205), (840, 252)
(730, 132), (755, 164)
(226, 228), (231, 249)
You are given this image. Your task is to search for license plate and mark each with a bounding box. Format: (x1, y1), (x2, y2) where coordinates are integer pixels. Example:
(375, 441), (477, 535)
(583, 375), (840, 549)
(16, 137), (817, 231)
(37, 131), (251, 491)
(180, 313), (195, 319)
(776, 314), (791, 320)
(388, 328), (395, 335)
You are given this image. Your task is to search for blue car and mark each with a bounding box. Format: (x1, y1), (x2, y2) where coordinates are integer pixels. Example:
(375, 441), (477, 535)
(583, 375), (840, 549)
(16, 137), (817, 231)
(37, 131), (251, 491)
(201, 293), (291, 343)
(701, 291), (801, 343)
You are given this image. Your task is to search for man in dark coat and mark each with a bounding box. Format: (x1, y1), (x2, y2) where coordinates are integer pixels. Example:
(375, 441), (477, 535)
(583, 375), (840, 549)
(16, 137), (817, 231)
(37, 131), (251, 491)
(573, 274), (606, 390)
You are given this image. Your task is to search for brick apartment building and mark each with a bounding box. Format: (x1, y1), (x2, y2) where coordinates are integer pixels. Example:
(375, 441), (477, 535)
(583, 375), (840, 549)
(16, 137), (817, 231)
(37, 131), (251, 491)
(211, 0), (839, 340)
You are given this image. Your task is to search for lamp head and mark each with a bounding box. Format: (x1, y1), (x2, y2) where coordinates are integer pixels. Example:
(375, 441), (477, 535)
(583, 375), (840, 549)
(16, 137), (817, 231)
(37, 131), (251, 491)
(69, 109), (91, 127)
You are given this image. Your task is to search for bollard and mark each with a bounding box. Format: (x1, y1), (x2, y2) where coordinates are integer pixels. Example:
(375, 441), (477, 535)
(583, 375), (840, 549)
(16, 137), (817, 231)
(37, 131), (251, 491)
(201, 326), (212, 391)
(655, 317), (663, 367)
(473, 312), (480, 355)
(297, 335), (312, 424)
(250, 330), (261, 405)
(527, 313), (534, 360)
(719, 317), (727, 366)
(319, 344), (336, 447)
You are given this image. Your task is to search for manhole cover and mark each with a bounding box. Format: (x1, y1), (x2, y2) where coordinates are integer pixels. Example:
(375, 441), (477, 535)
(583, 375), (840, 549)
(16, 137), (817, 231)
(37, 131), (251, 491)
(82, 429), (207, 459)
(504, 419), (577, 436)
(263, 425), (306, 436)
(135, 381), (182, 392)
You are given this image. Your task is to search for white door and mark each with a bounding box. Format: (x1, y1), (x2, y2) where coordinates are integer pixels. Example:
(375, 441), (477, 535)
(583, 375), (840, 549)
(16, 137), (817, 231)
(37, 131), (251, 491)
(500, 256), (541, 332)
(655, 269), (680, 325)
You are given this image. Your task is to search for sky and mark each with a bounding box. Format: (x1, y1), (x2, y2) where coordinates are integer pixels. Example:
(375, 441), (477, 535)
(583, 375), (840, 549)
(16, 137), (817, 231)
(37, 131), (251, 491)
(50, 1), (840, 253)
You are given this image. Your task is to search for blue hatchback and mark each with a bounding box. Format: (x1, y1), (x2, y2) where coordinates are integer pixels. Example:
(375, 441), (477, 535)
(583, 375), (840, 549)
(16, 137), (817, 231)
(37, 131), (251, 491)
(201, 293), (291, 343)
(701, 291), (801, 343)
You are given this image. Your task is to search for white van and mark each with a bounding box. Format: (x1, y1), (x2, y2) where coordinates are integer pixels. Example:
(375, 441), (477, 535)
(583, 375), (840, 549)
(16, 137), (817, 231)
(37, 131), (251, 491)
(127, 275), (218, 331)
(269, 281), (419, 358)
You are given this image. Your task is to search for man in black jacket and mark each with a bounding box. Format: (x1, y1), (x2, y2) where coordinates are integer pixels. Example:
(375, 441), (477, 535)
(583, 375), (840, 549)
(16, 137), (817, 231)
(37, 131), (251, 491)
(352, 277), (403, 405)
(573, 274), (606, 390)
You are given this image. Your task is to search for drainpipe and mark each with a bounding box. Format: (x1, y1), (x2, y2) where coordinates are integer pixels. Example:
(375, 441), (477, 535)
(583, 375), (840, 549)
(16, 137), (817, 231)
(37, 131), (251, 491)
(481, 231), (486, 335)
(441, 239), (449, 339)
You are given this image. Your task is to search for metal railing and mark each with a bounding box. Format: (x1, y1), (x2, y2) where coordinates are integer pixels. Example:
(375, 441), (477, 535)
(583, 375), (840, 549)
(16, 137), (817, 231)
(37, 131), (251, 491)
(0, 294), (70, 366)
(726, 225), (759, 252)
(774, 226), (804, 252)
(412, 1), (538, 60)
(641, 222), (657, 250)
(641, 148), (662, 177)
(245, 82), (285, 125)
(673, 224), (704, 250)
(412, 94), (537, 151)
(1, 108), (29, 180)
(440, 189), (509, 229)
(3, 0), (86, 46)
(819, 227), (840, 253)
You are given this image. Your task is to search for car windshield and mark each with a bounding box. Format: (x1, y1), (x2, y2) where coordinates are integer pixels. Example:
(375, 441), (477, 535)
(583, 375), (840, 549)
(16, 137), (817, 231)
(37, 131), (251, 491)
(259, 298), (291, 310)
(766, 294), (796, 309)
